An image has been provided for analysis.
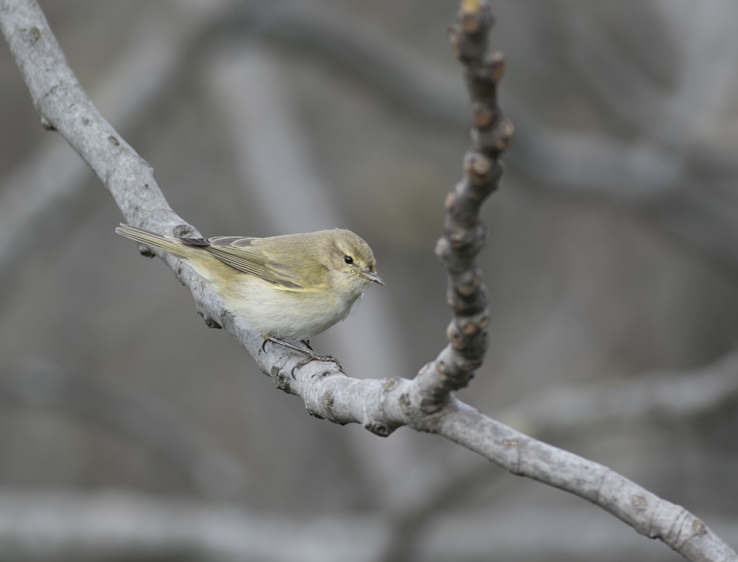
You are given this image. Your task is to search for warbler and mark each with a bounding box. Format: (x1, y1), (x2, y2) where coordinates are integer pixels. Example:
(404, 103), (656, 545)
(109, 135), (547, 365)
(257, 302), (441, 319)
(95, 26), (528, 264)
(115, 224), (383, 367)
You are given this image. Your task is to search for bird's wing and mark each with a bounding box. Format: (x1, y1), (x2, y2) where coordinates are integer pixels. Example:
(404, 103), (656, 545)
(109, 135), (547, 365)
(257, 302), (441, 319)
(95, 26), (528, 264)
(183, 236), (306, 289)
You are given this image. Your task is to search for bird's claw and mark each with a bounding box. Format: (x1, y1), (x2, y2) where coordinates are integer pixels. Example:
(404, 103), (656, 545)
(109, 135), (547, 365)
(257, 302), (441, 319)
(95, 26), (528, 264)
(261, 337), (341, 378)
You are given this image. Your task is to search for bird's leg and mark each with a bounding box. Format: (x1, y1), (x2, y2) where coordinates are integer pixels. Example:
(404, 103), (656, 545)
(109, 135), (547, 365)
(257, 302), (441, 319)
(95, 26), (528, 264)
(263, 337), (342, 377)
(300, 340), (313, 351)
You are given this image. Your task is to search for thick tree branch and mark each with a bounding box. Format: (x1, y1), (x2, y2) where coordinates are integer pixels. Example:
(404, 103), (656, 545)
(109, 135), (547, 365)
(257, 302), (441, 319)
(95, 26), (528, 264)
(2, 1), (736, 560)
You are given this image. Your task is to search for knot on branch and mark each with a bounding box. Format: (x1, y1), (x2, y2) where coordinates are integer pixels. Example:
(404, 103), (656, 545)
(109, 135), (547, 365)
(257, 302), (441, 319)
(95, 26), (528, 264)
(449, 0), (494, 62)
(446, 311), (489, 347)
(466, 50), (505, 100)
(437, 345), (481, 382)
(472, 118), (515, 155)
(412, 354), (478, 415)
(270, 366), (293, 394)
(445, 223), (485, 253)
(454, 268), (484, 299)
(464, 152), (493, 185)
(479, 49), (506, 84)
(446, 269), (487, 316)
(197, 311), (223, 330)
(28, 25), (43, 43)
(364, 421), (394, 437)
(173, 224), (197, 238)
(137, 244), (156, 258)
(471, 102), (495, 129)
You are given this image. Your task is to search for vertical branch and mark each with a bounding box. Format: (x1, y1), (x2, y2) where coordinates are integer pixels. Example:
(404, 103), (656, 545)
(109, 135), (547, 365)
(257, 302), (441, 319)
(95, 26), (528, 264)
(412, 0), (513, 413)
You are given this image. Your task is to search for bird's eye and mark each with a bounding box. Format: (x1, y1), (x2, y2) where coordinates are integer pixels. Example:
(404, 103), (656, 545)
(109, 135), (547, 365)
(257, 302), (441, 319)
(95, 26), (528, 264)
(343, 255), (354, 264)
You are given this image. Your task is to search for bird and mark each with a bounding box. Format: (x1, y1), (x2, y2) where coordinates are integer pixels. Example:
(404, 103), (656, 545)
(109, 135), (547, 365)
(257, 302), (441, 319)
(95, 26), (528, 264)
(115, 224), (384, 372)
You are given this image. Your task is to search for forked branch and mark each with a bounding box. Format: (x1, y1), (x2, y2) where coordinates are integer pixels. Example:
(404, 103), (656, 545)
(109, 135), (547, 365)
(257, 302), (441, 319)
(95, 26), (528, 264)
(1, 0), (735, 560)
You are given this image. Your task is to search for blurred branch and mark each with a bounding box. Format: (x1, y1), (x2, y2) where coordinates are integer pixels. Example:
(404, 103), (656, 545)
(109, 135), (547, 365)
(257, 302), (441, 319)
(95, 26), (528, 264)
(235, 0), (471, 126)
(519, 123), (680, 199)
(0, 490), (388, 562)
(565, 4), (738, 148)
(5, 491), (735, 562)
(5, 0), (738, 292)
(1, 1), (736, 561)
(238, 2), (738, 272)
(228, 2), (684, 194)
(0, 359), (247, 497)
(563, 8), (674, 141)
(380, 462), (496, 562)
(500, 348), (738, 437)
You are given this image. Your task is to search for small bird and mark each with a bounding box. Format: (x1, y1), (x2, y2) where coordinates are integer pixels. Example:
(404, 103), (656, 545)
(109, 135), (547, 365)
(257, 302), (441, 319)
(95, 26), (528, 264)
(116, 224), (384, 370)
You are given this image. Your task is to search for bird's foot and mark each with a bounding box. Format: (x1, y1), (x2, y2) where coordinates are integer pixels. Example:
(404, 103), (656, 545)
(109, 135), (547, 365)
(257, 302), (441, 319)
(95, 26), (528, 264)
(262, 337), (342, 377)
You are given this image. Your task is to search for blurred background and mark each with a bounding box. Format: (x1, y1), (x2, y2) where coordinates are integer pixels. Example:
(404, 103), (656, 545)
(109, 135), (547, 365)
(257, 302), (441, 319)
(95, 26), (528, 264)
(2, 0), (738, 560)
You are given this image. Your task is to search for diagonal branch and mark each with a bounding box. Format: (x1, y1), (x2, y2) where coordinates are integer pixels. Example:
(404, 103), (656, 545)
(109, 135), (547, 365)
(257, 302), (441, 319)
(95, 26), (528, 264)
(1, 0), (736, 560)
(0, 0), (233, 296)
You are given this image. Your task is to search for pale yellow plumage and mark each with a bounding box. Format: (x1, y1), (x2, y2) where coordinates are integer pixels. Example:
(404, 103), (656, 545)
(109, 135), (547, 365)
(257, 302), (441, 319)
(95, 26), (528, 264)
(115, 224), (383, 342)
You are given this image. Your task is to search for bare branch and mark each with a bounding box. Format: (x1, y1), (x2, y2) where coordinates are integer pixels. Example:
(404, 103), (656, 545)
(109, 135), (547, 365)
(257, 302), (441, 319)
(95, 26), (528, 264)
(0, 1), (232, 294)
(437, 401), (738, 561)
(2, 1), (736, 560)
(412, 0), (511, 412)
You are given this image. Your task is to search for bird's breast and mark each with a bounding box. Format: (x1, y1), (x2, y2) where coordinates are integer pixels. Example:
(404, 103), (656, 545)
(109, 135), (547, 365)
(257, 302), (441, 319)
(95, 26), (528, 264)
(221, 275), (360, 340)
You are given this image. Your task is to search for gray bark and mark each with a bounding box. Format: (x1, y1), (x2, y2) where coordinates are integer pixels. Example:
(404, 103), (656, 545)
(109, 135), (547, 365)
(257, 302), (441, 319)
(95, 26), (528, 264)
(1, 1), (735, 560)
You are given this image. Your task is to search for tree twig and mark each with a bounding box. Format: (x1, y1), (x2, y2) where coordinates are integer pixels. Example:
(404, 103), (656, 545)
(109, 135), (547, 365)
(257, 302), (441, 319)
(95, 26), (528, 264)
(1, 0), (736, 560)
(411, 0), (511, 413)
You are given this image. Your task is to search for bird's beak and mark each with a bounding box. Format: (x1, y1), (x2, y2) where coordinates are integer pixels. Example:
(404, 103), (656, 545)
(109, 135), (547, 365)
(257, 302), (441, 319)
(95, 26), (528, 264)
(363, 271), (385, 286)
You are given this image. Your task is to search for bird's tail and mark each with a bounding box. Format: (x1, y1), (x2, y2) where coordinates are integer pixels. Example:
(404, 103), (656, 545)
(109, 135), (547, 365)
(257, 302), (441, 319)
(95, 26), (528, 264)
(115, 223), (192, 257)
